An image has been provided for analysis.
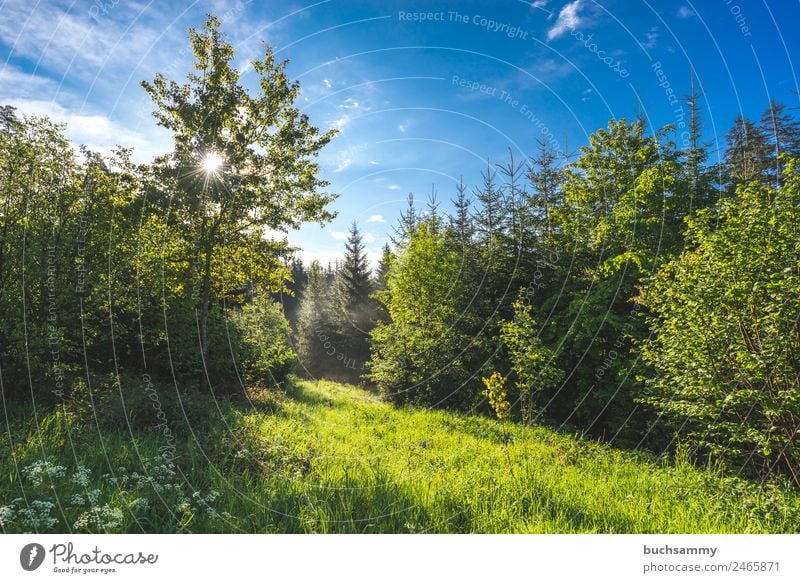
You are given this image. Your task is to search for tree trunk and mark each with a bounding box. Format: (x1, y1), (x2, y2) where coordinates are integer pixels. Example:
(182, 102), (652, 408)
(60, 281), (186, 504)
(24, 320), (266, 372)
(198, 243), (212, 391)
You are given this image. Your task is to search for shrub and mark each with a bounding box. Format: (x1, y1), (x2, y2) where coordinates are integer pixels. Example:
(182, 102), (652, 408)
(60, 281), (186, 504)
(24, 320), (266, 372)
(638, 157), (800, 484)
(499, 299), (564, 424)
(232, 293), (295, 387)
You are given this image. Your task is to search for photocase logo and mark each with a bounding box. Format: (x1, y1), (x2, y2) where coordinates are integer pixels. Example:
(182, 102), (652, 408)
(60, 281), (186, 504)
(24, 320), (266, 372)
(20, 543), (46, 571)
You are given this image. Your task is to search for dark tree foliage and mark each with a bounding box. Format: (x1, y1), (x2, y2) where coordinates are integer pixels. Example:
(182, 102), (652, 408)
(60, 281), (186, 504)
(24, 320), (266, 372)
(332, 222), (376, 380)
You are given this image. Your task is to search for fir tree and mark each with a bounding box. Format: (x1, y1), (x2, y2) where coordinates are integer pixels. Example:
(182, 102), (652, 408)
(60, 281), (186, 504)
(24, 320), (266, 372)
(332, 222), (376, 380)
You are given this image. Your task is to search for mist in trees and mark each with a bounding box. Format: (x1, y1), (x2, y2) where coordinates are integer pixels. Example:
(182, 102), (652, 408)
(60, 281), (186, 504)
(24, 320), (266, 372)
(293, 222), (380, 383)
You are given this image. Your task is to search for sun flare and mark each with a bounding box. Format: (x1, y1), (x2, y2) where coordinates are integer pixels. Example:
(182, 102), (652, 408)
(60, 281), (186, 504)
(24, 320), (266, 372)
(201, 151), (224, 175)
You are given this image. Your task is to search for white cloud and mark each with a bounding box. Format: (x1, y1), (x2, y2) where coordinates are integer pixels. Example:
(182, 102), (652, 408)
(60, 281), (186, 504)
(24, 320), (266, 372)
(532, 0), (549, 7)
(398, 122), (408, 134)
(329, 97), (371, 131)
(3, 98), (169, 161)
(329, 230), (349, 241)
(342, 98), (361, 110)
(547, 0), (584, 40)
(369, 160), (379, 165)
(0, 0), (162, 79)
(0, 66), (59, 99)
(323, 78), (332, 88)
(642, 26), (659, 50)
(367, 214), (386, 223)
(362, 232), (377, 244)
(334, 158), (352, 172)
(296, 249), (344, 269)
(387, 184), (401, 191)
(677, 6), (696, 19)
(297, 249), (381, 270)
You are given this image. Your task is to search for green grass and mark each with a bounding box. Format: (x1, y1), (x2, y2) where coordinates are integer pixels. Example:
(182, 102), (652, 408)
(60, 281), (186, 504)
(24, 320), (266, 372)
(1, 378), (798, 533)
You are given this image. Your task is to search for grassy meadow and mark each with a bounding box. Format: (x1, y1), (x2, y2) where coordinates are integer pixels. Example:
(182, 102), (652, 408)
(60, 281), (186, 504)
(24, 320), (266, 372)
(1, 378), (798, 534)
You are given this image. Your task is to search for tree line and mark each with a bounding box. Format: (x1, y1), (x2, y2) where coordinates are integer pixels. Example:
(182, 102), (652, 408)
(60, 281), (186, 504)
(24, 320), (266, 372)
(291, 97), (800, 486)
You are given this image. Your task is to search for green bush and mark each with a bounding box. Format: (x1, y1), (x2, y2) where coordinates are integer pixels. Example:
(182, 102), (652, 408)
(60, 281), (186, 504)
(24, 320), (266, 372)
(232, 293), (295, 386)
(499, 298), (564, 424)
(638, 157), (800, 484)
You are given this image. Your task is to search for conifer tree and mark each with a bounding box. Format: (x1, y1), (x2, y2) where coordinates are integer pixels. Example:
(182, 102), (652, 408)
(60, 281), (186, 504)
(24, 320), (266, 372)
(759, 100), (800, 187)
(449, 177), (474, 248)
(391, 193), (418, 245)
(725, 115), (771, 185)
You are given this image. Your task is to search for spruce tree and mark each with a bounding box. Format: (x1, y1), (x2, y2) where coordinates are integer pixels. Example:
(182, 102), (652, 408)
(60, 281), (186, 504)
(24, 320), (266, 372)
(759, 100), (800, 187)
(332, 222), (375, 380)
(374, 244), (393, 291)
(391, 193), (418, 245)
(449, 177), (474, 248)
(724, 115), (771, 185)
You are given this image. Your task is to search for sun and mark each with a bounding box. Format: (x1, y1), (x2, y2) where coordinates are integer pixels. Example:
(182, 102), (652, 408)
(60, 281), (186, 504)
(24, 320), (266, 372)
(201, 151), (224, 175)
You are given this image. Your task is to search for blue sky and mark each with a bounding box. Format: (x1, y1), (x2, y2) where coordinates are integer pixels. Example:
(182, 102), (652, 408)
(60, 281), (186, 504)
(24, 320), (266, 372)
(1, 0), (798, 268)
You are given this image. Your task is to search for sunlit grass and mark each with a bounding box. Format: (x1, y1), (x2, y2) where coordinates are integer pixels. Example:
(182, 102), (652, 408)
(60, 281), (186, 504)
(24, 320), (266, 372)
(1, 379), (798, 533)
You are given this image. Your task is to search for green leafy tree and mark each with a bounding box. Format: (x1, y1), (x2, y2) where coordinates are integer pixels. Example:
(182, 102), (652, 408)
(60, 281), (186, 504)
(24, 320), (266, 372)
(368, 220), (471, 407)
(232, 293), (295, 386)
(499, 299), (564, 425)
(141, 15), (335, 388)
(540, 118), (686, 442)
(0, 114), (80, 398)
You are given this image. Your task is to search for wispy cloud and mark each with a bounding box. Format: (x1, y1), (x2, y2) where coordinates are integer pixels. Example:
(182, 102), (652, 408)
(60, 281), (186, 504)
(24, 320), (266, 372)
(0, 0), (164, 79)
(0, 66), (59, 98)
(387, 184), (401, 190)
(329, 96), (371, 131)
(367, 214), (386, 223)
(329, 230), (349, 241)
(334, 159), (352, 172)
(327, 142), (376, 174)
(323, 78), (332, 88)
(2, 97), (169, 160)
(677, 6), (696, 19)
(642, 26), (659, 50)
(547, 0), (584, 40)
(362, 232), (377, 244)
